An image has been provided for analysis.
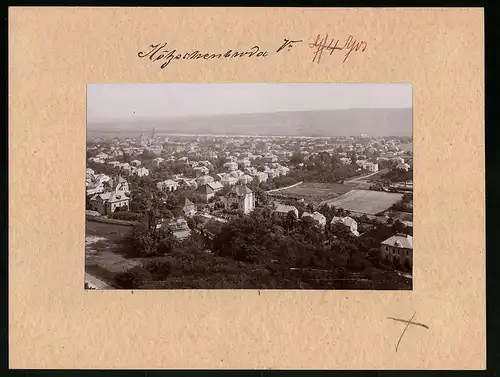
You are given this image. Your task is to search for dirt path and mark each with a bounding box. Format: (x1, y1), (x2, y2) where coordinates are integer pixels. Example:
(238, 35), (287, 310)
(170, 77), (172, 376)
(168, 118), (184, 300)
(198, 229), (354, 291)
(266, 181), (303, 193)
(344, 169), (388, 184)
(85, 272), (114, 289)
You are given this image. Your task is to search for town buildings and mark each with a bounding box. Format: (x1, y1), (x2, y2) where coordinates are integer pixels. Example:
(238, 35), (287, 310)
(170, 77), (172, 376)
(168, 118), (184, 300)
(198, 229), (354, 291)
(113, 176), (130, 193)
(301, 211), (327, 228)
(86, 134), (413, 271)
(380, 234), (413, 269)
(131, 167), (150, 177)
(157, 179), (179, 193)
(207, 181), (224, 192)
(152, 157), (164, 167)
(274, 204), (299, 218)
(196, 175), (214, 186)
(193, 184), (215, 202)
(331, 216), (360, 237)
(177, 197), (196, 216)
(90, 191), (130, 215)
(223, 185), (255, 214)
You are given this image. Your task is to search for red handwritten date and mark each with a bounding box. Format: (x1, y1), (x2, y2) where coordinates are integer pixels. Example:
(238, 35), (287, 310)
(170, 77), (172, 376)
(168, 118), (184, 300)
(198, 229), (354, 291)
(309, 34), (367, 64)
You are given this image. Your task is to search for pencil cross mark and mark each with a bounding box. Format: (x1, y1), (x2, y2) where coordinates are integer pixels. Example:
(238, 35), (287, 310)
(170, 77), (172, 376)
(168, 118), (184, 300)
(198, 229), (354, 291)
(388, 312), (429, 352)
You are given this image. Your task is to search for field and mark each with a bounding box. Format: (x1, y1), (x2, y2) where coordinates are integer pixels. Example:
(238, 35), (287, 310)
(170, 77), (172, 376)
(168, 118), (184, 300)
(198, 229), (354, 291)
(267, 182), (353, 203)
(322, 189), (404, 215)
(85, 220), (142, 284)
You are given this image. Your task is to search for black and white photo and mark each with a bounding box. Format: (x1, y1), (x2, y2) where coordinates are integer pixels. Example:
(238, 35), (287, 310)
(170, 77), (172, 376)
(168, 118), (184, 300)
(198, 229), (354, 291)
(85, 83), (413, 290)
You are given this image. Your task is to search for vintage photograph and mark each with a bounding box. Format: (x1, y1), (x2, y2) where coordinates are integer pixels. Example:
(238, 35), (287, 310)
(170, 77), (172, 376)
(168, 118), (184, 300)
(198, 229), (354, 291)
(85, 83), (413, 290)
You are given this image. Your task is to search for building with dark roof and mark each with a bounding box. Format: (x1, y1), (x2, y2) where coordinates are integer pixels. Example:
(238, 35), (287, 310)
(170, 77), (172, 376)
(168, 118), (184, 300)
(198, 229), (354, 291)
(223, 185), (255, 214)
(177, 197), (196, 215)
(193, 184), (215, 203)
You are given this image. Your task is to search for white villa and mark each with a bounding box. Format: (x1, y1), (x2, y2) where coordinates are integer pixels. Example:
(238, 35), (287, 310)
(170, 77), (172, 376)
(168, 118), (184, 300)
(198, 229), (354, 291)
(331, 216), (360, 237)
(223, 185), (255, 214)
(301, 211), (327, 227)
(157, 179), (179, 192)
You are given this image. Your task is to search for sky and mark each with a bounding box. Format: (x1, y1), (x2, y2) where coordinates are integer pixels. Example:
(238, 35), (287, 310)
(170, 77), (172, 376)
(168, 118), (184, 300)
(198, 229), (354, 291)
(87, 83), (412, 122)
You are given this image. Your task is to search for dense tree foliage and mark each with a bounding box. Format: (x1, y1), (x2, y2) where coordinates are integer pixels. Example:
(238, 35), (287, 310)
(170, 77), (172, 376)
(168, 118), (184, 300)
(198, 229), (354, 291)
(112, 208), (410, 289)
(288, 153), (360, 183)
(383, 168), (413, 183)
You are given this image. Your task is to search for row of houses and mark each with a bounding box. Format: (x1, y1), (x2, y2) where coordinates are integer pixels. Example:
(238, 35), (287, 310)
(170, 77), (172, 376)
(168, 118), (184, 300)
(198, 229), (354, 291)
(154, 163), (290, 195)
(273, 205), (360, 236)
(88, 158), (151, 177)
(272, 204), (413, 268)
(86, 170), (131, 196)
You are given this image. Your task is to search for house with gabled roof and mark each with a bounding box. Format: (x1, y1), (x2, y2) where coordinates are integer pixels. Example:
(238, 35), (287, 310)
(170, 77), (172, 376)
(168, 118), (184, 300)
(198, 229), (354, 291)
(301, 211), (327, 228)
(157, 179), (179, 193)
(177, 197), (196, 216)
(223, 185), (255, 214)
(274, 204), (299, 218)
(90, 191), (130, 216)
(380, 233), (413, 269)
(331, 216), (360, 237)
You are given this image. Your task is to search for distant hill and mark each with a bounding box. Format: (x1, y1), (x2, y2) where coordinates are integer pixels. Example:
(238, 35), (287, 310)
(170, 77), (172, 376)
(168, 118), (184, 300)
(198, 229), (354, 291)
(87, 108), (412, 137)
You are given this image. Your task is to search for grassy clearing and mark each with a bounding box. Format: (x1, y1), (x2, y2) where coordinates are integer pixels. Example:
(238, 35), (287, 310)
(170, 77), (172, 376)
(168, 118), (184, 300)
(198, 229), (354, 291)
(268, 182), (352, 202)
(85, 220), (143, 278)
(323, 189), (404, 215)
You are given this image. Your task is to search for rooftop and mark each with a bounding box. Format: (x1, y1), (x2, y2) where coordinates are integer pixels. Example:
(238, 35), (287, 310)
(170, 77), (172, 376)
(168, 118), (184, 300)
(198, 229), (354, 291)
(381, 234), (413, 249)
(179, 197), (194, 207)
(195, 184), (215, 195)
(302, 211), (326, 222)
(331, 216), (357, 227)
(228, 185), (253, 197)
(275, 204), (298, 214)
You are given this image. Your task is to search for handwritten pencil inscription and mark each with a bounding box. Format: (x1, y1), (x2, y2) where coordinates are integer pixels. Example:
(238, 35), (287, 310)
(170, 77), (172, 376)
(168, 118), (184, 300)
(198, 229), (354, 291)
(309, 34), (368, 64)
(138, 36), (367, 70)
(138, 42), (269, 69)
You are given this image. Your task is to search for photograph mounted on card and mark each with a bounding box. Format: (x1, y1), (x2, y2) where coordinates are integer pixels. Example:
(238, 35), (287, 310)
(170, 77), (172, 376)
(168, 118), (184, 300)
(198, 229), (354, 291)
(85, 83), (413, 291)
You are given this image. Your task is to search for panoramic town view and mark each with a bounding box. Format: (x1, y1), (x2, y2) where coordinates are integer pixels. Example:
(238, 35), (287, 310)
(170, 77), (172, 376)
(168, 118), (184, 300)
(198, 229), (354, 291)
(85, 83), (413, 290)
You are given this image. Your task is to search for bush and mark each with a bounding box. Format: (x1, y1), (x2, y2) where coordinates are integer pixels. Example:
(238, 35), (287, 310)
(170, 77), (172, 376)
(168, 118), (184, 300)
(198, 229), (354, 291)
(114, 266), (152, 289)
(131, 222), (156, 256)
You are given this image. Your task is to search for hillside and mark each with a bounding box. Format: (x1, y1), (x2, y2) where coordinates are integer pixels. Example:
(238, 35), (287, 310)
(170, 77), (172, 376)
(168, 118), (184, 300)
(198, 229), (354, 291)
(87, 108), (412, 137)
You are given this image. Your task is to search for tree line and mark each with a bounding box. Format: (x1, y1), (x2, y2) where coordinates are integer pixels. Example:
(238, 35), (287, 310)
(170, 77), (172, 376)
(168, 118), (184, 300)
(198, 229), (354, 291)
(114, 205), (412, 290)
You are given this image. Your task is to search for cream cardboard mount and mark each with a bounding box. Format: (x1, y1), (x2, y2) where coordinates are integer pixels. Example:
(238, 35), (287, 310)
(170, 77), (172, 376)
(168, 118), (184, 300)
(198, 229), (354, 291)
(8, 7), (485, 369)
